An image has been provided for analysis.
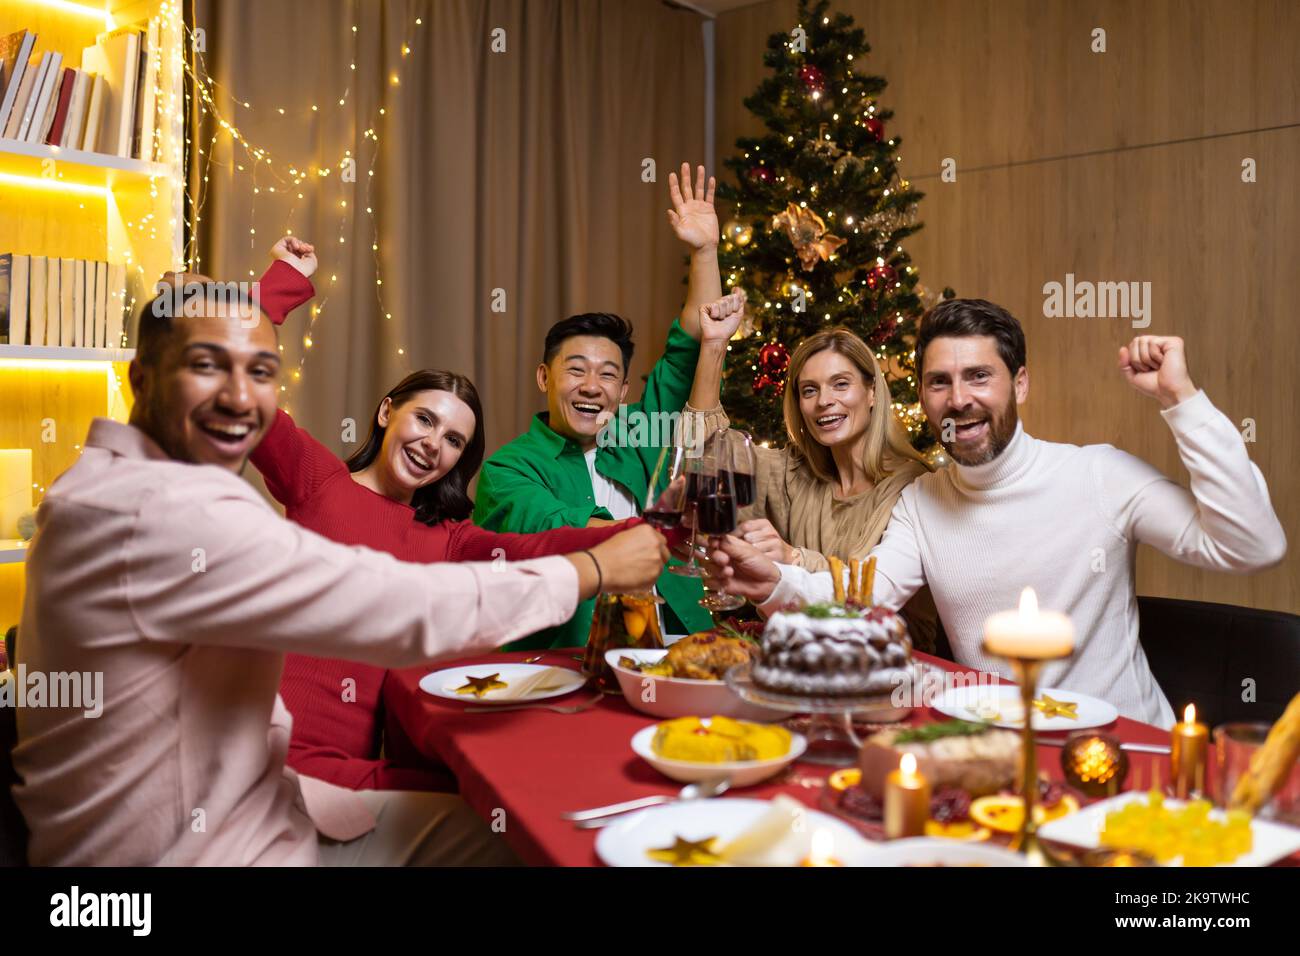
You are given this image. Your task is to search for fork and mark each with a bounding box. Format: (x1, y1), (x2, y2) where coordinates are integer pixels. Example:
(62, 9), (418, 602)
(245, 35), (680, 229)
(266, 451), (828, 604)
(462, 692), (604, 715)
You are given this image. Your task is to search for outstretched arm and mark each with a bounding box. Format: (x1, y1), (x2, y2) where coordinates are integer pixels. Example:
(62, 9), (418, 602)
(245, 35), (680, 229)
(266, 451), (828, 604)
(667, 163), (721, 340)
(1106, 336), (1286, 570)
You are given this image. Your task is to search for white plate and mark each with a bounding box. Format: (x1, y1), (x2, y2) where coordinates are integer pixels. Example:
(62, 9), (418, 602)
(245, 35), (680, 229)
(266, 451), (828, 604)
(418, 663), (586, 704)
(932, 684), (1118, 732)
(630, 723), (807, 788)
(606, 648), (785, 722)
(595, 798), (875, 867)
(1038, 791), (1300, 867)
(863, 838), (1027, 867)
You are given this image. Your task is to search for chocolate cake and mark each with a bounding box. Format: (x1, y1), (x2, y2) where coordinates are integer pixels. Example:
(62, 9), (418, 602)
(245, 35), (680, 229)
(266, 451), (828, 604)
(751, 604), (912, 698)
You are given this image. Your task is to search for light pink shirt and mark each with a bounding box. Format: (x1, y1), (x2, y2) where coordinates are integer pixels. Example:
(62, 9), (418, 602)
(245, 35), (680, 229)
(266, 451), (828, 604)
(13, 419), (580, 865)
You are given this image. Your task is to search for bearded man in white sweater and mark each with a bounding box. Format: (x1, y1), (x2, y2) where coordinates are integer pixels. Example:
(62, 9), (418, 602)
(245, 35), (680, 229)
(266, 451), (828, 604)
(706, 299), (1286, 727)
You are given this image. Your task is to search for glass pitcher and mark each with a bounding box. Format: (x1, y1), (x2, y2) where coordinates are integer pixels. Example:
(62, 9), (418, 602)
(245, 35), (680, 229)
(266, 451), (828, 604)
(581, 592), (665, 693)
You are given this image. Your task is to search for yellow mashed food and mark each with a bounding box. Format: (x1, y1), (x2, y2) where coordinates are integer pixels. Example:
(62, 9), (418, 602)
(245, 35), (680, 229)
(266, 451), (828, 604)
(652, 716), (791, 763)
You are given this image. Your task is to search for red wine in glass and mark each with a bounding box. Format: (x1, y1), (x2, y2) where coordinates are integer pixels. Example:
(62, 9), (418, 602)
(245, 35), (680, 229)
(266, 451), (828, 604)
(643, 508), (683, 530)
(731, 471), (755, 508)
(695, 494), (737, 536)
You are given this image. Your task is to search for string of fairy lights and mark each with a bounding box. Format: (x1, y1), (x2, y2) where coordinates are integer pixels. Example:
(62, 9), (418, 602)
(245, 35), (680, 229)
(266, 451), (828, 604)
(93, 0), (425, 410)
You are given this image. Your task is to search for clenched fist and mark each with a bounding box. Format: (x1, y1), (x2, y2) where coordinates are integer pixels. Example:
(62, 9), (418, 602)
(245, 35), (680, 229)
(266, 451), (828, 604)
(270, 235), (318, 279)
(699, 289), (746, 345)
(1118, 335), (1197, 409)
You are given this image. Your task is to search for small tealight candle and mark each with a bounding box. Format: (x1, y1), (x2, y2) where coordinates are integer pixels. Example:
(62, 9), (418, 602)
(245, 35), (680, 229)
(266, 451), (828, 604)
(1170, 703), (1209, 799)
(799, 828), (843, 867)
(982, 587), (1075, 661)
(885, 753), (931, 840)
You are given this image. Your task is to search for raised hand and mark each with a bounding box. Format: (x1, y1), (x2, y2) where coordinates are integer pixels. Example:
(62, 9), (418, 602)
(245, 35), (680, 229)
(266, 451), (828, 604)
(667, 162), (718, 251)
(698, 288), (745, 345)
(1118, 335), (1197, 409)
(270, 235), (318, 279)
(704, 534), (781, 604)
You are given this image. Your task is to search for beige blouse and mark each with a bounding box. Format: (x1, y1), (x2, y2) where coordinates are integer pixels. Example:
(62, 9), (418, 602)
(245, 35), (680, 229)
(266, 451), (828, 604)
(682, 404), (941, 653)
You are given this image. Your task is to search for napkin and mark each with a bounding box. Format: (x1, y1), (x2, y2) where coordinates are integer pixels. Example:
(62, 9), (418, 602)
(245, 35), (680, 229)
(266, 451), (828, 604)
(448, 667), (577, 701)
(716, 795), (816, 866)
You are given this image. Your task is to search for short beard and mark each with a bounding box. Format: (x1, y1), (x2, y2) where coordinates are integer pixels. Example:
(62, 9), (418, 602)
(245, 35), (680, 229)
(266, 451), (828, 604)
(939, 396), (1019, 467)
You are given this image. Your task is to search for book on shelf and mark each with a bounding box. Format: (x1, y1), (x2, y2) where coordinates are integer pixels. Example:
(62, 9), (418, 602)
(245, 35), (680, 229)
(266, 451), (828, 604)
(0, 254), (11, 344)
(80, 72), (106, 152)
(0, 254), (128, 350)
(58, 258), (74, 347)
(2, 255), (28, 346)
(29, 52), (64, 144)
(59, 69), (90, 149)
(0, 30), (37, 134)
(9, 50), (48, 141)
(27, 255), (47, 347)
(44, 66), (76, 146)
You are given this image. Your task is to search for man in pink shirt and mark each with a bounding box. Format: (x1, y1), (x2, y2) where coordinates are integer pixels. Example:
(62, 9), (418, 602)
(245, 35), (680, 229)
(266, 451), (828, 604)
(12, 271), (667, 866)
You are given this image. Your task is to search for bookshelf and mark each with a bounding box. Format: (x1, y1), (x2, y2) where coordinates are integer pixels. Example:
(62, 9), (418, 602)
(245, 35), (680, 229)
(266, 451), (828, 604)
(0, 0), (185, 630)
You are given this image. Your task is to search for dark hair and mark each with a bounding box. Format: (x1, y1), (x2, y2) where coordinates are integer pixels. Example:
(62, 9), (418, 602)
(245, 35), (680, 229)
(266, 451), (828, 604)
(134, 274), (263, 368)
(344, 370), (485, 525)
(542, 312), (634, 375)
(916, 298), (1026, 379)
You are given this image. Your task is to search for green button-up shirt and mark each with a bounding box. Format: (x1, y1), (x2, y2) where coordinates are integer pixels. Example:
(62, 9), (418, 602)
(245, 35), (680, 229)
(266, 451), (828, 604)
(473, 318), (713, 648)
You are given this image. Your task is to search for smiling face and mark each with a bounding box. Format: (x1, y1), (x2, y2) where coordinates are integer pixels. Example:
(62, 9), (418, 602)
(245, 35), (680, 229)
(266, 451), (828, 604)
(796, 348), (875, 451)
(537, 334), (629, 449)
(128, 303), (280, 472)
(373, 388), (477, 497)
(919, 335), (1028, 466)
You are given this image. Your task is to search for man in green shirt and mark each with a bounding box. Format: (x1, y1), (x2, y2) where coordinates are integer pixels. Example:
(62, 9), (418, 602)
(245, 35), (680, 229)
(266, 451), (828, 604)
(474, 164), (735, 648)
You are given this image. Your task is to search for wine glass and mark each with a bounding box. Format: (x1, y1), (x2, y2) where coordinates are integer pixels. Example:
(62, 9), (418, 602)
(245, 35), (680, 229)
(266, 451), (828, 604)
(660, 440), (705, 578)
(696, 429), (745, 612)
(729, 430), (757, 511)
(643, 444), (688, 532)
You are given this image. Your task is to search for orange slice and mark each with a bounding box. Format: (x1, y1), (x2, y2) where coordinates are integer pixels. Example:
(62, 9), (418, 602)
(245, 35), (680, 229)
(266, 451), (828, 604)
(924, 819), (992, 842)
(828, 768), (861, 792)
(971, 794), (1080, 833)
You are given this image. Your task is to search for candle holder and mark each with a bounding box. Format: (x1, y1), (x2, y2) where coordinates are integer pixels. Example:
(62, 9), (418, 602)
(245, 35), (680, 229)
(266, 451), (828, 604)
(986, 652), (1069, 866)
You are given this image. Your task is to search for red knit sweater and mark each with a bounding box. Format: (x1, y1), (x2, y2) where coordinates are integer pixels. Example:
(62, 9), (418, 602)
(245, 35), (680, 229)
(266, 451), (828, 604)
(250, 263), (629, 792)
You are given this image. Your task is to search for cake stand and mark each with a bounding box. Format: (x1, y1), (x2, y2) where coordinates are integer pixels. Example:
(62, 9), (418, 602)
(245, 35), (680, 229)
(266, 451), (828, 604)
(725, 660), (930, 766)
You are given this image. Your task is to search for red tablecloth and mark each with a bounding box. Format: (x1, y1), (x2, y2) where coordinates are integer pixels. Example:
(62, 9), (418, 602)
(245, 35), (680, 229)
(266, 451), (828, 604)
(384, 649), (1256, 866)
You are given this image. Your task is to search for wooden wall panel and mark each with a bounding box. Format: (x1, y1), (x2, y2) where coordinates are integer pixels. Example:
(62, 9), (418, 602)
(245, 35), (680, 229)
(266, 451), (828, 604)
(716, 0), (1299, 613)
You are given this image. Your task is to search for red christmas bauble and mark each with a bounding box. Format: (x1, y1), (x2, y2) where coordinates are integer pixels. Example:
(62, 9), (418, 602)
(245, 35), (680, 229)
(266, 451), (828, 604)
(748, 165), (773, 184)
(754, 341), (791, 394)
(866, 263), (897, 291)
(868, 316), (898, 345)
(865, 117), (885, 142)
(798, 64), (825, 93)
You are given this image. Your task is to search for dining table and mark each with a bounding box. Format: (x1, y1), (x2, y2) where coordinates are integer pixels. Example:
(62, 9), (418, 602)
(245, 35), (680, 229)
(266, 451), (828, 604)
(383, 648), (1296, 867)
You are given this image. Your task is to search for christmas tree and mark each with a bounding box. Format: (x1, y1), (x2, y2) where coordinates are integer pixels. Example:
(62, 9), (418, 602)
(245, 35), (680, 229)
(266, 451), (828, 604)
(716, 0), (947, 452)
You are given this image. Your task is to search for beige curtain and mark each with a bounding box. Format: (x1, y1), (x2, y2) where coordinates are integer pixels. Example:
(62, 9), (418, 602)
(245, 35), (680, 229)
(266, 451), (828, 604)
(190, 0), (705, 477)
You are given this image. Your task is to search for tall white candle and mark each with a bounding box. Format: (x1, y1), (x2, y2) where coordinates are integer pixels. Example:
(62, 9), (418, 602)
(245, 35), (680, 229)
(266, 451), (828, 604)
(982, 587), (1075, 660)
(0, 449), (33, 540)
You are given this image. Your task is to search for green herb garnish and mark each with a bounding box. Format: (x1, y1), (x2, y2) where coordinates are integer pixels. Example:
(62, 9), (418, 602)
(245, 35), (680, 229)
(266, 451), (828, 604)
(893, 719), (993, 744)
(716, 621), (759, 645)
(798, 602), (864, 619)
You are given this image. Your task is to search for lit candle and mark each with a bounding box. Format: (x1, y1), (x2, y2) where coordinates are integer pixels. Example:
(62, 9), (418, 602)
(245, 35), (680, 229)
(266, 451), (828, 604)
(1170, 703), (1209, 799)
(982, 587), (1075, 660)
(799, 828), (843, 867)
(885, 752), (931, 839)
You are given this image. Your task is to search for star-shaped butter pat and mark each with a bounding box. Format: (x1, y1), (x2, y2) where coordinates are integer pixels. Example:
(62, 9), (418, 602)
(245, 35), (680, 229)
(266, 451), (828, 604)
(1033, 694), (1079, 719)
(454, 673), (508, 698)
(646, 835), (722, 866)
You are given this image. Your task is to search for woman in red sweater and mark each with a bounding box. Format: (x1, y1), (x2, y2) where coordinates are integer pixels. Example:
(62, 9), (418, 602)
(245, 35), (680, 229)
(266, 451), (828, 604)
(252, 238), (633, 792)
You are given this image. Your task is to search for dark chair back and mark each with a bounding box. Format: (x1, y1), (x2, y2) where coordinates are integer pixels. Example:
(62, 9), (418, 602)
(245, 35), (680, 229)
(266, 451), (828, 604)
(1137, 596), (1300, 728)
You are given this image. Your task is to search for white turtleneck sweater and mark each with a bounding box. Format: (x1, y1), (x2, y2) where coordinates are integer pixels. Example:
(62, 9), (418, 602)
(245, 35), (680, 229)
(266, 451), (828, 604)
(759, 390), (1287, 727)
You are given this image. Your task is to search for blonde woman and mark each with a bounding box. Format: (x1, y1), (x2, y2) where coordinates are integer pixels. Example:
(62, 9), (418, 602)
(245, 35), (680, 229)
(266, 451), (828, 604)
(689, 327), (941, 650)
